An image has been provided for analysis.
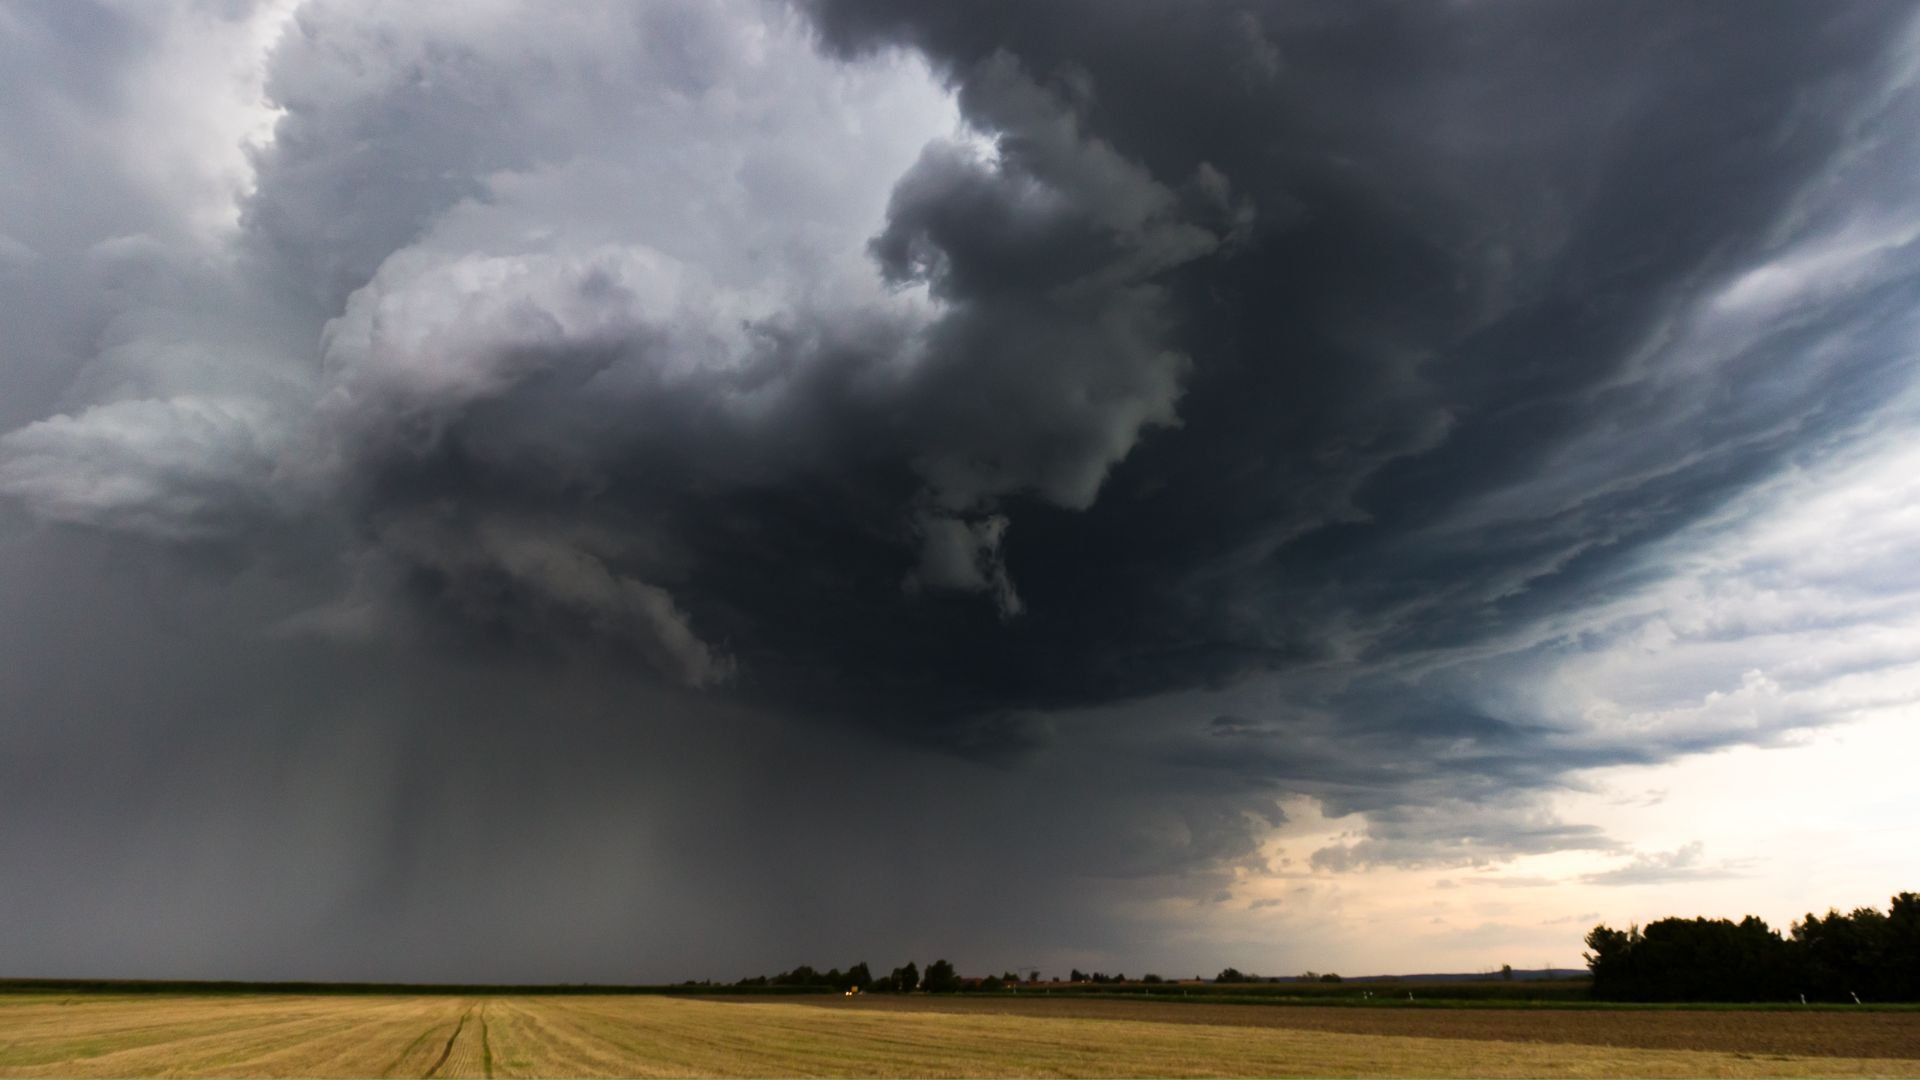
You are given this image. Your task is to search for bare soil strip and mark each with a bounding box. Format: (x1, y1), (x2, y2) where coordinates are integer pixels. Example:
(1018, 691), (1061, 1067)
(780, 993), (1920, 1060)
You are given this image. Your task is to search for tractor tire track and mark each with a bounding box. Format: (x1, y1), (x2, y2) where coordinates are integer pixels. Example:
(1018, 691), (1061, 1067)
(479, 1002), (494, 1079)
(378, 1026), (436, 1080)
(423, 1005), (473, 1079)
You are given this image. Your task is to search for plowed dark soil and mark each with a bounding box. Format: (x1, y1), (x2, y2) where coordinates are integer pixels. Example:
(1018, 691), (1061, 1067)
(783, 995), (1920, 1060)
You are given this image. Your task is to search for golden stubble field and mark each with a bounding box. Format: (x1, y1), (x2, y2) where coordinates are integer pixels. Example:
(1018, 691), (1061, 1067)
(0, 993), (1917, 1078)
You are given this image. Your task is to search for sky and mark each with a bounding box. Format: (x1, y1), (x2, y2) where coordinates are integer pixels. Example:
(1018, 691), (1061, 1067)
(1, 0), (1917, 984)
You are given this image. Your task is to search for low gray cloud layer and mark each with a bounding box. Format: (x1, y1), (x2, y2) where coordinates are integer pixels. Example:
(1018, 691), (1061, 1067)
(2, 0), (1919, 979)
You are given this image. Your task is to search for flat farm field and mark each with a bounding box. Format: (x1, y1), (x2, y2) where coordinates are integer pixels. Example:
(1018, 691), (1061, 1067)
(1, 992), (1917, 1078)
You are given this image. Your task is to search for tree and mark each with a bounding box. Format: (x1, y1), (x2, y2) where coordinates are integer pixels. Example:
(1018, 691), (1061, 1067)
(1500, 964), (1514, 981)
(1215, 967), (1250, 984)
(1795, 905), (1897, 1001)
(1589, 916), (1792, 1002)
(846, 962), (872, 991)
(1582, 897), (1920, 1003)
(923, 959), (960, 993)
(1888, 893), (1920, 1000)
(1583, 923), (1641, 1000)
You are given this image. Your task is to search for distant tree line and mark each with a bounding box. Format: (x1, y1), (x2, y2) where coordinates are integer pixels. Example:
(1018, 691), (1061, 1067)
(1213, 968), (1339, 984)
(732, 960), (1036, 993)
(733, 962), (871, 990)
(730, 961), (1371, 993)
(1584, 892), (1919, 1002)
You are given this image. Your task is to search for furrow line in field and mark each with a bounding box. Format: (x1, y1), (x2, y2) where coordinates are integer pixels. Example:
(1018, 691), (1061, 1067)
(488, 997), (635, 1078)
(558, 997), (803, 1077)
(197, 1000), (439, 1078)
(380, 1025), (440, 1080)
(0, 1004), (342, 1072)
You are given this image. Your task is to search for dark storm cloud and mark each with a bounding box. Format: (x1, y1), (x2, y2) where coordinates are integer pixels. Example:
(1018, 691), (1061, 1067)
(4, 0), (1920, 979)
(772, 0), (1920, 758)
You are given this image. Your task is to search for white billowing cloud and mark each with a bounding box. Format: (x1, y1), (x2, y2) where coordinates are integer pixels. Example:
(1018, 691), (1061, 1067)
(259, 1), (986, 651)
(0, 0), (981, 682)
(106, 0), (300, 241)
(1, 0), (1239, 653)
(0, 396), (291, 541)
(310, 217), (931, 483)
(249, 0), (962, 306)
(0, 0), (297, 255)
(0, 233), (317, 541)
(318, 245), (718, 447)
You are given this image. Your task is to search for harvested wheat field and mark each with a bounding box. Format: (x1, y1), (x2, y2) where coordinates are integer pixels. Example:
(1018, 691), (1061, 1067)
(1, 993), (1918, 1078)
